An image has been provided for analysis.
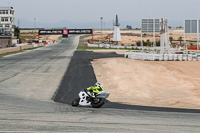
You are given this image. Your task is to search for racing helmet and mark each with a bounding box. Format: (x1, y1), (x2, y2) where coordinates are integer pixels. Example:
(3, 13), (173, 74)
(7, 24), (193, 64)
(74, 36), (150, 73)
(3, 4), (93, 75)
(95, 82), (101, 86)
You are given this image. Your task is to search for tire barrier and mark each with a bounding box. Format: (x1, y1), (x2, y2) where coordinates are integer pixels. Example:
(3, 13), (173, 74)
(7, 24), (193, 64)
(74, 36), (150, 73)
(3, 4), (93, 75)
(125, 52), (200, 61)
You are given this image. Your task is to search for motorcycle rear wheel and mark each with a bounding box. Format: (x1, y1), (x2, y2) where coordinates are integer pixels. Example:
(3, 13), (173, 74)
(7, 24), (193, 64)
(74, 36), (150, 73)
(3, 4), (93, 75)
(91, 98), (106, 108)
(71, 98), (80, 106)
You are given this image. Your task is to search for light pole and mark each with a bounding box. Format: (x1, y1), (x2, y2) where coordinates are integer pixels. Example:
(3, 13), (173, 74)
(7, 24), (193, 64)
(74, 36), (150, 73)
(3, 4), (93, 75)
(100, 17), (103, 43)
(100, 17), (103, 30)
(34, 18), (36, 33)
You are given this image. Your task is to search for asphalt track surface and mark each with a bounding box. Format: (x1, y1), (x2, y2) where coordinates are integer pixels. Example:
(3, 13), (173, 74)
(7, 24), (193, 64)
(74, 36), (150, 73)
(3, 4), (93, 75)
(53, 50), (200, 113)
(0, 36), (200, 132)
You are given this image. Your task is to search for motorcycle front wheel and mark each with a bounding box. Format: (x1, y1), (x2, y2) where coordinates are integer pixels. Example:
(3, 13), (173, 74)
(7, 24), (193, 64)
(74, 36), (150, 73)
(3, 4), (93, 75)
(71, 98), (80, 106)
(91, 98), (106, 108)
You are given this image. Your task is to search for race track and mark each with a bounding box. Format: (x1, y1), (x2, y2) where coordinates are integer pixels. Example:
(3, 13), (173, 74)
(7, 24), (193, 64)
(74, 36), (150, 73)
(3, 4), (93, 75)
(0, 35), (200, 132)
(53, 50), (200, 113)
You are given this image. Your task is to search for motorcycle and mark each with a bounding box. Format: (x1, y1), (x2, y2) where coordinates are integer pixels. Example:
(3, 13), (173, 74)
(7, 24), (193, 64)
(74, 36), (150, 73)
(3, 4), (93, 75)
(71, 88), (110, 108)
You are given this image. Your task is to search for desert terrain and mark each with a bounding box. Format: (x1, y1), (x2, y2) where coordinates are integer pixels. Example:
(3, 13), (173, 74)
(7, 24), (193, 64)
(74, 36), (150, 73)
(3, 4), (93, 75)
(92, 57), (200, 109)
(84, 29), (199, 48)
(20, 33), (61, 44)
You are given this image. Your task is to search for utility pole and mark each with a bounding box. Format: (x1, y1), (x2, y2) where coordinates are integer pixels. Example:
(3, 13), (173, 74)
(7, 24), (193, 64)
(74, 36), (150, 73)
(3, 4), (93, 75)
(100, 17), (103, 43)
(34, 18), (36, 33)
(18, 19), (20, 28)
(100, 17), (103, 30)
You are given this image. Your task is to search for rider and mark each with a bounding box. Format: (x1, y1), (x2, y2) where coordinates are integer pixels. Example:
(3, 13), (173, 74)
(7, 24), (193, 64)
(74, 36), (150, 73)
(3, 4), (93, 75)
(87, 82), (104, 97)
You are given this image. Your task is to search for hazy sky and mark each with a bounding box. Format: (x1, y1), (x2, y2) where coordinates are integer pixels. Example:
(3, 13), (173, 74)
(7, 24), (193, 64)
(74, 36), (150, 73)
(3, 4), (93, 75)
(1, 0), (200, 28)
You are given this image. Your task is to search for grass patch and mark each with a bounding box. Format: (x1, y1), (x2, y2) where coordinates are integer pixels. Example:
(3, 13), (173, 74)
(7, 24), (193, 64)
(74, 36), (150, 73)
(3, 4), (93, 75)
(79, 34), (92, 46)
(77, 46), (110, 50)
(57, 36), (62, 44)
(23, 46), (43, 51)
(0, 46), (43, 58)
(77, 45), (141, 51)
(0, 51), (24, 58)
(77, 34), (141, 51)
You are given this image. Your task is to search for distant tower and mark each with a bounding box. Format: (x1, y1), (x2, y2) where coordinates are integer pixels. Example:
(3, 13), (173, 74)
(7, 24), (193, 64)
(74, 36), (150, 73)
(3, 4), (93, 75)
(113, 15), (121, 45)
(160, 18), (173, 54)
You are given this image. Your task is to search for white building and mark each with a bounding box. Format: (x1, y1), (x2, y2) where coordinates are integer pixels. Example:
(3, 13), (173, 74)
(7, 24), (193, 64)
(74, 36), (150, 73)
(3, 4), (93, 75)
(0, 7), (14, 37)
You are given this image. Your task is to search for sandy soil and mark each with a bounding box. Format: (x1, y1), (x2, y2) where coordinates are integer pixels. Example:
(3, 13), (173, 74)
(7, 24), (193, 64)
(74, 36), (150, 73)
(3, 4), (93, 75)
(85, 29), (199, 47)
(39, 35), (61, 43)
(20, 33), (61, 44)
(92, 57), (200, 109)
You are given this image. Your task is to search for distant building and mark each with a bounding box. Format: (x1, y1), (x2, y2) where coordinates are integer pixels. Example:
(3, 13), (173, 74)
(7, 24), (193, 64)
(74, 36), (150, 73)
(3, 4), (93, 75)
(0, 7), (14, 36)
(0, 7), (14, 48)
(126, 25), (132, 29)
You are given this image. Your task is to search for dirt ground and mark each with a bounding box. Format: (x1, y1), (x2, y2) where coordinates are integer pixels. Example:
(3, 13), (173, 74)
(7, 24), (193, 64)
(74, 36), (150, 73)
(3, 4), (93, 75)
(85, 29), (199, 47)
(92, 57), (200, 109)
(20, 33), (61, 44)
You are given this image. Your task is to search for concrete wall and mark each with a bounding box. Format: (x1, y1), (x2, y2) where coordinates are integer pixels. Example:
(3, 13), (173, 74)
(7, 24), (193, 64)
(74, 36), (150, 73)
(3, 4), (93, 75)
(20, 30), (39, 34)
(0, 38), (12, 48)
